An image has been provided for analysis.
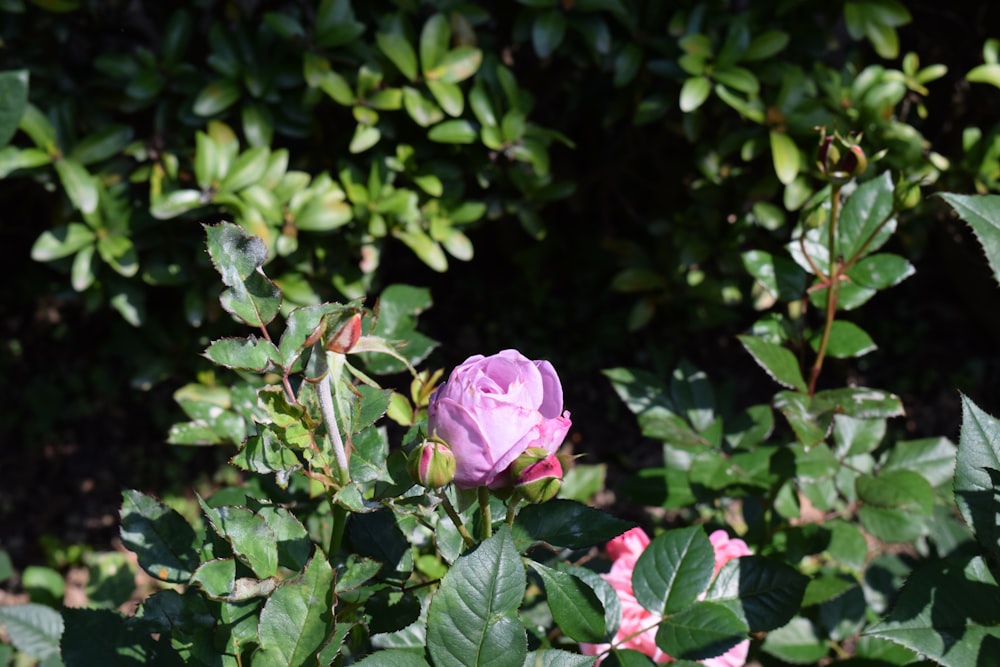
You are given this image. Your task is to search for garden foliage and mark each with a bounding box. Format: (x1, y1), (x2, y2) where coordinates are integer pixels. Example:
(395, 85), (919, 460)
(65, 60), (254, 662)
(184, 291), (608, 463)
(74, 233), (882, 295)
(4, 0), (1000, 666)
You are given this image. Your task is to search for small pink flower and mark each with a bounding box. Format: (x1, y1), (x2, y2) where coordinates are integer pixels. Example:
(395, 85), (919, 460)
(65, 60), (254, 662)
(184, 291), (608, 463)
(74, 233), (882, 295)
(580, 528), (751, 666)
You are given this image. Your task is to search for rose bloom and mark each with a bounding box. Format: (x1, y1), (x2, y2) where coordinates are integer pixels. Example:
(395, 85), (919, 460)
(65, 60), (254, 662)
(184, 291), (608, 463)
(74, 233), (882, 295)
(580, 528), (751, 666)
(427, 349), (571, 489)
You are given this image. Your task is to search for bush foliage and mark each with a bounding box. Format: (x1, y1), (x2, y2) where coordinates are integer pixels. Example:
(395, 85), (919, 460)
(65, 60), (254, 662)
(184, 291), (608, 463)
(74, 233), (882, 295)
(5, 0), (1000, 666)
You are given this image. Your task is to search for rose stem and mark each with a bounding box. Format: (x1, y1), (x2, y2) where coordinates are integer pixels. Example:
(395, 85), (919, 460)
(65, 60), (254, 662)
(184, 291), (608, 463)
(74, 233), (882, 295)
(478, 486), (492, 540)
(505, 492), (522, 527)
(439, 494), (476, 548)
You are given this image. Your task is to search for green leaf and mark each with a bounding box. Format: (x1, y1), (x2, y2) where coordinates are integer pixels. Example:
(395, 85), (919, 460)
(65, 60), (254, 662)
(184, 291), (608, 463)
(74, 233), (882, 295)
(205, 222), (281, 327)
(812, 387), (904, 420)
(655, 601), (747, 661)
(770, 130), (800, 185)
(193, 79), (241, 116)
(220, 146), (270, 192)
(55, 157), (98, 214)
(712, 65), (759, 95)
(426, 48), (483, 84)
(866, 556), (1000, 667)
(532, 10), (566, 59)
(419, 13), (449, 73)
(119, 489), (199, 583)
(939, 192), (1000, 285)
(69, 123), (133, 165)
(774, 391), (830, 447)
(742, 250), (807, 301)
(679, 76), (711, 112)
(762, 616), (828, 664)
(670, 360), (715, 432)
(832, 414), (886, 457)
(62, 608), (182, 666)
(955, 395), (1000, 560)
(205, 504), (279, 579)
(403, 87), (445, 127)
(426, 525), (527, 667)
(847, 253), (914, 289)
(426, 80), (464, 117)
(355, 650), (431, 667)
(97, 233), (139, 277)
(30, 222), (95, 261)
(204, 336), (277, 372)
(256, 551), (336, 667)
(838, 171), (895, 261)
(742, 30), (789, 61)
(808, 320), (877, 358)
(350, 124), (381, 153)
(858, 505), (925, 543)
(0, 145), (51, 177)
(967, 63), (1000, 88)
(191, 558), (236, 599)
(0, 69), (28, 147)
(633, 527), (714, 616)
(376, 23), (418, 81)
(881, 437), (956, 488)
(17, 103), (56, 150)
(150, 189), (204, 219)
(529, 562), (606, 643)
(705, 556), (808, 632)
(738, 335), (807, 392)
(522, 650), (595, 667)
(0, 604), (62, 661)
(515, 500), (636, 550)
(428, 118), (477, 143)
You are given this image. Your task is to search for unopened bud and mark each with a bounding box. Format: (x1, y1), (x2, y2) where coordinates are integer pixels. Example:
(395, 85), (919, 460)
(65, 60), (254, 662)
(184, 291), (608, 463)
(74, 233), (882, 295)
(408, 439), (456, 489)
(327, 313), (362, 354)
(817, 130), (867, 184)
(510, 447), (563, 504)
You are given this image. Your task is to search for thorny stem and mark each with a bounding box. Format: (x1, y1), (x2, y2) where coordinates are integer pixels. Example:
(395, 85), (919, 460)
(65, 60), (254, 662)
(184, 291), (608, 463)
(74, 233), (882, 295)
(808, 184), (843, 397)
(314, 343), (351, 557)
(505, 492), (522, 527)
(479, 486), (493, 540)
(439, 494), (476, 548)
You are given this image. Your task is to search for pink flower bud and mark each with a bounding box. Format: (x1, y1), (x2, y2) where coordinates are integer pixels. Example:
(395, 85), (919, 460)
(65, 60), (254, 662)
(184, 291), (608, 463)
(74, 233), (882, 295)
(327, 313), (362, 354)
(817, 129), (867, 184)
(510, 447), (563, 503)
(407, 439), (456, 489)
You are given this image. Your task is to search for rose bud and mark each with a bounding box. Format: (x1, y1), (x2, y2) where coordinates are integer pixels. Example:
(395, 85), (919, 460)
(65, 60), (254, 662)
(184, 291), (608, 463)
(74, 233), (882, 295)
(327, 312), (362, 354)
(817, 130), (867, 184)
(510, 447), (563, 503)
(407, 439), (456, 489)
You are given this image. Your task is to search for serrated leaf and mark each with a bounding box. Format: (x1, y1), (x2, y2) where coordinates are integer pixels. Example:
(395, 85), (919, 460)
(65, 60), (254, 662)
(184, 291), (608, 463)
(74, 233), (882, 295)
(204, 336), (277, 371)
(0, 604), (62, 660)
(529, 562), (606, 643)
(521, 650), (595, 667)
(119, 490), (199, 583)
(955, 395), (1000, 560)
(940, 192), (1000, 285)
(515, 500), (636, 550)
(426, 525), (527, 667)
(865, 556), (1000, 667)
(191, 558), (236, 599)
(847, 253), (914, 289)
(762, 616), (828, 664)
(633, 527), (714, 616)
(355, 650), (431, 667)
(705, 556), (808, 632)
(655, 601), (747, 661)
(808, 320), (877, 359)
(738, 335), (807, 392)
(838, 171), (895, 261)
(199, 501), (279, 579)
(205, 222), (281, 327)
(256, 551), (335, 667)
(881, 437), (956, 488)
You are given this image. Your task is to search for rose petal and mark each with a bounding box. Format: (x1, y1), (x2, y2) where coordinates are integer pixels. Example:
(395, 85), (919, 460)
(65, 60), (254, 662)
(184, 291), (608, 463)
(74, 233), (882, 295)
(533, 359), (565, 419)
(427, 398), (496, 488)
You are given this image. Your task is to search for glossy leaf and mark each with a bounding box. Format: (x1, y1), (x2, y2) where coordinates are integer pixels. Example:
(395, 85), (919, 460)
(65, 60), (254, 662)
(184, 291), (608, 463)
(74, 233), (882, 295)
(257, 551), (335, 667)
(70, 124), (133, 165)
(515, 500), (635, 550)
(808, 320), (877, 358)
(426, 525), (527, 667)
(0, 603), (62, 661)
(866, 556), (1000, 666)
(940, 192), (1000, 285)
(204, 336), (277, 372)
(738, 335), (807, 392)
(521, 650), (595, 667)
(428, 119), (477, 143)
(193, 79), (241, 116)
(762, 616), (828, 664)
(200, 501), (279, 579)
(955, 395), (1000, 560)
(31, 222), (95, 261)
(838, 171), (895, 261)
(846, 252), (914, 289)
(770, 130), (799, 185)
(633, 527), (714, 616)
(679, 76), (711, 112)
(742, 250), (807, 301)
(881, 437), (956, 488)
(705, 556), (808, 632)
(529, 562), (606, 643)
(55, 157), (98, 214)
(426, 48), (483, 84)
(655, 601), (746, 661)
(119, 489), (199, 583)
(376, 24), (418, 81)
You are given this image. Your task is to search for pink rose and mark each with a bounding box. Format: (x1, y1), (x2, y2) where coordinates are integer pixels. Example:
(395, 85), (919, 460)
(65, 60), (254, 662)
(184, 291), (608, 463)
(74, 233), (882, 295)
(427, 349), (571, 489)
(580, 528), (752, 666)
